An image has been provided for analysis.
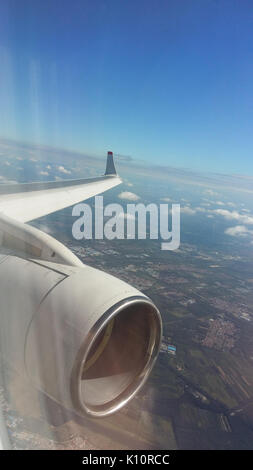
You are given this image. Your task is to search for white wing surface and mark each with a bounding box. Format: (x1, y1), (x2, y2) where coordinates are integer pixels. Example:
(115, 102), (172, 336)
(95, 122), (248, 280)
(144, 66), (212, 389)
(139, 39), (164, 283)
(0, 152), (121, 223)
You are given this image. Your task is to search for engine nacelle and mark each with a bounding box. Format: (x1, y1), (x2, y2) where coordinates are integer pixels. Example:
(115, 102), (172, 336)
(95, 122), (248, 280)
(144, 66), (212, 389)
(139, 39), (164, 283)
(0, 254), (162, 418)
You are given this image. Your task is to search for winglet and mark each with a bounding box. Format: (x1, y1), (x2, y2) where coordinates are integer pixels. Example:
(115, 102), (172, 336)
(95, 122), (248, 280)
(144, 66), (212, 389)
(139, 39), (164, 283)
(105, 151), (117, 176)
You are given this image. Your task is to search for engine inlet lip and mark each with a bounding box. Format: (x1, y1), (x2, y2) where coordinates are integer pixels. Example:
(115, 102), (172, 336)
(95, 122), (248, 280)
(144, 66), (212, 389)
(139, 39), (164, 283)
(70, 295), (162, 418)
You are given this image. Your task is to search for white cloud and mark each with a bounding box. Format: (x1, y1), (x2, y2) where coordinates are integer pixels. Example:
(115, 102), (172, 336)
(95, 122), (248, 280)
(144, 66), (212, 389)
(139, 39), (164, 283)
(225, 225), (253, 237)
(29, 157), (38, 162)
(180, 205), (253, 226)
(242, 208), (250, 213)
(46, 165), (51, 170)
(118, 191), (140, 201)
(58, 165), (71, 174)
(212, 208), (253, 225)
(167, 205), (208, 216)
(40, 171), (49, 176)
(195, 206), (207, 212)
(160, 197), (172, 202)
(180, 206), (196, 215)
(4, 161), (11, 166)
(204, 189), (219, 197)
(202, 199), (236, 209)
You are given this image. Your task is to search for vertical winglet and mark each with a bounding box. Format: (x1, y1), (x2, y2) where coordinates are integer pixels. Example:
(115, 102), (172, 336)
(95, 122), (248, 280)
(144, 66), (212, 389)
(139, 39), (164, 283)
(105, 151), (117, 176)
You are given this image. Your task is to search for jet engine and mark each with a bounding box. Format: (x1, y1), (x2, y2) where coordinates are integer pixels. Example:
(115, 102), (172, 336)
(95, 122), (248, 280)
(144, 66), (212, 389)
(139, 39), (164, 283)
(0, 253), (162, 418)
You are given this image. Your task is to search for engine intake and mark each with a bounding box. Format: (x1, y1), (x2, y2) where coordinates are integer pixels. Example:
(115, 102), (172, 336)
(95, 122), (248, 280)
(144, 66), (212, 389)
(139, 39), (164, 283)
(73, 297), (160, 416)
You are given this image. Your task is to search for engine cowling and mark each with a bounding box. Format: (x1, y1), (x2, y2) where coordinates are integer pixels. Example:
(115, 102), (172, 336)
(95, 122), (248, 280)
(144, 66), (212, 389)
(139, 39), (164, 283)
(0, 254), (162, 418)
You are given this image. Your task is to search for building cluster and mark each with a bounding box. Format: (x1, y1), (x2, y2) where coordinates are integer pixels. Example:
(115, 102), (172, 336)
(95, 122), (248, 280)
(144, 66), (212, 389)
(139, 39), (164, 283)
(202, 319), (237, 351)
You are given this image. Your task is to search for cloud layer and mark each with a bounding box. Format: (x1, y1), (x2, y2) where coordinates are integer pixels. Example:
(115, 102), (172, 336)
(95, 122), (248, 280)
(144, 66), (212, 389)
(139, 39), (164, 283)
(118, 191), (140, 201)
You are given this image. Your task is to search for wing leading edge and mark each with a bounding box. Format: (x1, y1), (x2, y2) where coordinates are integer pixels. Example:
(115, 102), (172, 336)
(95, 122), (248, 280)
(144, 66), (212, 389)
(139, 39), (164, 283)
(0, 151), (121, 223)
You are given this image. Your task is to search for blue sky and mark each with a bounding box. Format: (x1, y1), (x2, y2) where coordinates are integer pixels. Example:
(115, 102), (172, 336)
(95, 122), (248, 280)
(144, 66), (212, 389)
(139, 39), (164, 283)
(0, 0), (253, 174)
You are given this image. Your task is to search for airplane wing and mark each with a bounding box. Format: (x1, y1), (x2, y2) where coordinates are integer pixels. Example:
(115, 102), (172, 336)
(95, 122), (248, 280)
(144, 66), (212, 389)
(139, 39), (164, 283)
(0, 151), (121, 223)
